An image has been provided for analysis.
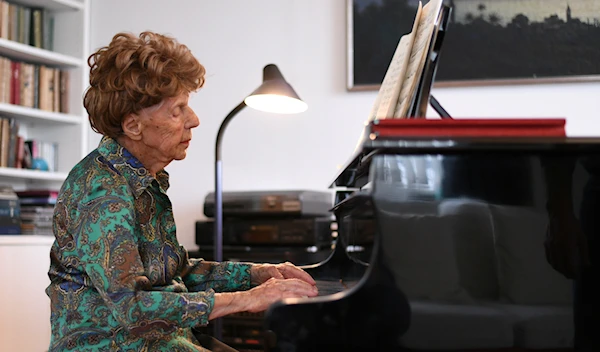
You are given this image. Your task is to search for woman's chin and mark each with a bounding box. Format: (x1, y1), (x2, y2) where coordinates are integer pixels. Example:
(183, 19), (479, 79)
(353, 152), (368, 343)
(174, 152), (188, 161)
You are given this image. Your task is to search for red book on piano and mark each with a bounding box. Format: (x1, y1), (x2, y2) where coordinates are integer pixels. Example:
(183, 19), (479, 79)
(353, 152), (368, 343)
(370, 118), (566, 138)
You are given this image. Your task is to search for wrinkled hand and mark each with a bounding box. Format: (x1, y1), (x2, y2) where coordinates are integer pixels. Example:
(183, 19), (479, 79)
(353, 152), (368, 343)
(242, 277), (319, 313)
(251, 262), (316, 286)
(545, 212), (590, 279)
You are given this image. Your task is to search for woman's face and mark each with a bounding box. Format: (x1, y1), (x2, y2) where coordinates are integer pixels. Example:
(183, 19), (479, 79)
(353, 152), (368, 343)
(138, 92), (200, 164)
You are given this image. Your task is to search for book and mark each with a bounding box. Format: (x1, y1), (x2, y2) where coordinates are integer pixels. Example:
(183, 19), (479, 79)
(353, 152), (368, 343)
(38, 65), (52, 111)
(10, 60), (20, 105)
(0, 117), (9, 167)
(0, 1), (9, 40)
(0, 186), (21, 234)
(6, 118), (18, 168)
(18, 196), (56, 205)
(16, 189), (59, 198)
(59, 70), (69, 113)
(31, 7), (43, 48)
(20, 62), (34, 108)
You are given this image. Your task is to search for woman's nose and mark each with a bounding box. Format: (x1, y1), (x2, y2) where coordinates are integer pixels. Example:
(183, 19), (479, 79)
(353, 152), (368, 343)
(186, 108), (200, 129)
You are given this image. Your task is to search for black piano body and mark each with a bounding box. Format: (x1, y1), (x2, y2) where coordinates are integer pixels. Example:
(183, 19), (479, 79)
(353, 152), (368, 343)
(263, 119), (600, 351)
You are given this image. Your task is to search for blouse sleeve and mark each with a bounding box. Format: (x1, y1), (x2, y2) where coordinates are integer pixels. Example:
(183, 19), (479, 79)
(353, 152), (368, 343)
(73, 194), (214, 338)
(180, 256), (252, 293)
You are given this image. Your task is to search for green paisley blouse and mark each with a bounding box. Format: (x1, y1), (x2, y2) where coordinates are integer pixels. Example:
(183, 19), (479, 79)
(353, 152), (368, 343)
(46, 136), (252, 351)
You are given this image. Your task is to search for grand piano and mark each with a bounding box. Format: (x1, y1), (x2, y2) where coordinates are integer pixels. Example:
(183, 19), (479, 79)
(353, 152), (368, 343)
(263, 118), (600, 351)
(259, 2), (598, 350)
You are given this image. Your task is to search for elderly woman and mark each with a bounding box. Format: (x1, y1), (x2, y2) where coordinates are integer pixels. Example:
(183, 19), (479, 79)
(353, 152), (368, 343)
(46, 31), (318, 351)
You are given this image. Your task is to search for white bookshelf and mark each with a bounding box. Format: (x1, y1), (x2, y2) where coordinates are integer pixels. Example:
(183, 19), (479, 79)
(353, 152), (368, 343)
(0, 166), (68, 180)
(0, 234), (54, 245)
(0, 102), (82, 124)
(0, 1), (90, 351)
(0, 0), (90, 189)
(0, 37), (84, 68)
(10, 0), (84, 12)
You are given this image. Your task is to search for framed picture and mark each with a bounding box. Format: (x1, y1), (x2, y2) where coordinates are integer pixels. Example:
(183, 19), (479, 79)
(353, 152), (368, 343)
(347, 0), (600, 90)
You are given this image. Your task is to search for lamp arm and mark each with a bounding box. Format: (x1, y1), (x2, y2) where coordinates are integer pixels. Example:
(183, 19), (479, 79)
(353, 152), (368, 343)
(211, 100), (247, 340)
(214, 101), (247, 263)
(215, 101), (247, 162)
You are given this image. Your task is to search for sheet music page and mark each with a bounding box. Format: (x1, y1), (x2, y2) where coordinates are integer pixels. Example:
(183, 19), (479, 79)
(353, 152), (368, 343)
(368, 2), (422, 121)
(369, 34), (413, 120)
(374, 35), (417, 119)
(393, 0), (443, 118)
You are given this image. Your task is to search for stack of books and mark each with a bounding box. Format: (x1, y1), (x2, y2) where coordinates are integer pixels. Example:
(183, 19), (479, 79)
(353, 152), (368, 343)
(0, 185), (20, 234)
(16, 189), (56, 236)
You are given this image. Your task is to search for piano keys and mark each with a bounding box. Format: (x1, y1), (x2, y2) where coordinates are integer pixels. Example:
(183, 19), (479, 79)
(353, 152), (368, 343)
(263, 118), (599, 351)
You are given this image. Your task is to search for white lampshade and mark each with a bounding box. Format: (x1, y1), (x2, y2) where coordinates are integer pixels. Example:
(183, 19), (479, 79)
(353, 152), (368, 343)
(243, 64), (307, 114)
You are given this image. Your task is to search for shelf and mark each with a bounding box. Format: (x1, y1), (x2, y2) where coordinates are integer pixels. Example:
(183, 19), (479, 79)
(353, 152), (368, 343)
(0, 38), (83, 68)
(12, 0), (84, 12)
(0, 235), (54, 246)
(0, 102), (82, 125)
(0, 167), (68, 181)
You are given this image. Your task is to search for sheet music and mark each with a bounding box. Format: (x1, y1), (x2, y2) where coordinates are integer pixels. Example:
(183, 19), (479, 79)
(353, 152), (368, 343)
(373, 34), (414, 119)
(393, 0), (443, 118)
(368, 2), (422, 121)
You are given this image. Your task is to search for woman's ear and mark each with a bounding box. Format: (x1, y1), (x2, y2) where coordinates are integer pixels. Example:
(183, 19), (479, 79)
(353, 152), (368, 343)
(122, 113), (142, 141)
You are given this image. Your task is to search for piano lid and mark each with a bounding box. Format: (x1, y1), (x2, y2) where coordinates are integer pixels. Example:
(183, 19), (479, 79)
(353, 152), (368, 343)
(328, 118), (586, 189)
(268, 138), (600, 351)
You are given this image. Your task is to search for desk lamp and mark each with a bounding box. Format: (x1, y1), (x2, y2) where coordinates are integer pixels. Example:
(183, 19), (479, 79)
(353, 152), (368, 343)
(213, 64), (307, 263)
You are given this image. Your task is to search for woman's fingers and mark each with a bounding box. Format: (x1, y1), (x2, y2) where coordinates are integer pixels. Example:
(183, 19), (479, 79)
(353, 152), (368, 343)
(282, 278), (319, 296)
(277, 262), (316, 285)
(266, 266), (285, 280)
(245, 278), (319, 312)
(265, 278), (319, 300)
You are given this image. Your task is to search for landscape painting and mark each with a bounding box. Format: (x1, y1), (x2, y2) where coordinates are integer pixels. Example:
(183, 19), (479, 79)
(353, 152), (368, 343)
(349, 0), (600, 89)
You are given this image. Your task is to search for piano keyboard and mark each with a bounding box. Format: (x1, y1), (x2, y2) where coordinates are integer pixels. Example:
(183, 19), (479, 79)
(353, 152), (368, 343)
(314, 279), (358, 296)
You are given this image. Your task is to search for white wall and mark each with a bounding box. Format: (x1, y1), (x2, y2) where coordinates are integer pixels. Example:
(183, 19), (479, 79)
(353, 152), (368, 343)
(89, 0), (600, 250)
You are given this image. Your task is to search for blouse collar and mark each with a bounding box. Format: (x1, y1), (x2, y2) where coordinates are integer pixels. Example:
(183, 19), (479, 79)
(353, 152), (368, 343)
(97, 136), (170, 197)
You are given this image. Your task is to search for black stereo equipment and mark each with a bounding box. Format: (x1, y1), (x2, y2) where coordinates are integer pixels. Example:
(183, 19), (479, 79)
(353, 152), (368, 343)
(195, 217), (333, 247)
(203, 190), (333, 218)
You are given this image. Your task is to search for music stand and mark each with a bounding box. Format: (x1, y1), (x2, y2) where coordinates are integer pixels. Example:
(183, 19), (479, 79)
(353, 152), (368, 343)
(407, 4), (453, 119)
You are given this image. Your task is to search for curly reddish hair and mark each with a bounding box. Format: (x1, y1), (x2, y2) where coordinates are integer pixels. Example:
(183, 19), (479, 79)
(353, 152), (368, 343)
(84, 31), (205, 139)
